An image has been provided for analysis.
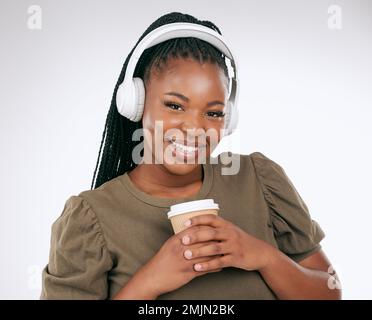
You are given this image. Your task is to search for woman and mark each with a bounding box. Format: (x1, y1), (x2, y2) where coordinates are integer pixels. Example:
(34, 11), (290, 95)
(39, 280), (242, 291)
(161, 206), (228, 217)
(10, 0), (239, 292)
(40, 12), (341, 300)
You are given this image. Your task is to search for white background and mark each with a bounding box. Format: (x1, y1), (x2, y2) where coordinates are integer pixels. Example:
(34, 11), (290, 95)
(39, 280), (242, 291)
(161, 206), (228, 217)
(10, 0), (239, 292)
(0, 0), (371, 299)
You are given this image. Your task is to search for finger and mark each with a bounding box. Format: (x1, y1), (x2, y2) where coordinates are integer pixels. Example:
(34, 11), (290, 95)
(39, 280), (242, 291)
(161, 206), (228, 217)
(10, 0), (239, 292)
(183, 242), (225, 260)
(181, 226), (227, 245)
(193, 255), (231, 272)
(184, 213), (225, 229)
(194, 267), (222, 277)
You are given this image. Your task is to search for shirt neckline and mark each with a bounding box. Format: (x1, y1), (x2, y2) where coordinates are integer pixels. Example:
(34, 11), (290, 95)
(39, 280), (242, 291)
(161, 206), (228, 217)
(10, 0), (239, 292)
(118, 162), (214, 208)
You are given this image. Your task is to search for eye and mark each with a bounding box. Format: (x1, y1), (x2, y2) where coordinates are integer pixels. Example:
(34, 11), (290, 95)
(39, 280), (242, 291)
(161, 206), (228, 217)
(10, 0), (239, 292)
(206, 111), (225, 118)
(164, 101), (184, 111)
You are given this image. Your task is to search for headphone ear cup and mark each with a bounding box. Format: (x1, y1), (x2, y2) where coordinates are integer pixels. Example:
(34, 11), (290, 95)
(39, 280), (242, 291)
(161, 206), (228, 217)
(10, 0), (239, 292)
(223, 101), (238, 136)
(116, 81), (131, 118)
(115, 77), (145, 122)
(228, 102), (239, 135)
(132, 77), (145, 122)
(222, 101), (232, 136)
(222, 103), (231, 137)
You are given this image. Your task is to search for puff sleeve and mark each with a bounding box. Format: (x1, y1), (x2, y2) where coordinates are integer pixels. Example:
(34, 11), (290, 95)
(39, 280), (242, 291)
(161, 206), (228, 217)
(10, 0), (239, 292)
(40, 196), (113, 299)
(251, 152), (325, 262)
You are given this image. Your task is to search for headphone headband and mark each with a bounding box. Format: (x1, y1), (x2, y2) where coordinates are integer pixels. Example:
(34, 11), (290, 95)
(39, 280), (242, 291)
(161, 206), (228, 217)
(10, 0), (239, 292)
(117, 22), (239, 135)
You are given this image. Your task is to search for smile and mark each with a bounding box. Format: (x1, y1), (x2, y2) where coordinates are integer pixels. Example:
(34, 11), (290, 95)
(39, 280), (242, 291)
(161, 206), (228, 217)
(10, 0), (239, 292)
(167, 139), (207, 155)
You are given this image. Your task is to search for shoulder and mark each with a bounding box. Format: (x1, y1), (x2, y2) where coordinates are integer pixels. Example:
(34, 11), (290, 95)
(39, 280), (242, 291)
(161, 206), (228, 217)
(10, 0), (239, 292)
(213, 150), (273, 163)
(52, 175), (127, 235)
(50, 195), (108, 253)
(211, 151), (292, 197)
(248, 151), (281, 171)
(212, 151), (275, 177)
(245, 151), (288, 183)
(77, 174), (126, 211)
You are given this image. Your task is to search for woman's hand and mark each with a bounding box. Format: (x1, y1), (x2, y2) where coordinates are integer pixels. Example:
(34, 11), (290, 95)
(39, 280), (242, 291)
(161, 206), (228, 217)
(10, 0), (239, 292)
(133, 229), (224, 298)
(180, 214), (273, 272)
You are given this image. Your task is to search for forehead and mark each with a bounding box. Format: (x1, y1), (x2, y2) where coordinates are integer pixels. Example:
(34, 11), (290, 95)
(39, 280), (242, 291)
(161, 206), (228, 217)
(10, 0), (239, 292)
(147, 57), (228, 96)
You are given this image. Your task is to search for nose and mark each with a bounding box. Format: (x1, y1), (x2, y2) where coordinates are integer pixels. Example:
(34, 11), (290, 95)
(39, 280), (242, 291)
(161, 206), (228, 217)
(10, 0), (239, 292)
(180, 110), (204, 132)
(179, 114), (207, 145)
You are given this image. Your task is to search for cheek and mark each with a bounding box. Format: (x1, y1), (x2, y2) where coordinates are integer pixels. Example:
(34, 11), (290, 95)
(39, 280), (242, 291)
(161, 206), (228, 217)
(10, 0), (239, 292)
(142, 101), (224, 145)
(205, 122), (224, 145)
(142, 101), (180, 130)
(141, 104), (155, 130)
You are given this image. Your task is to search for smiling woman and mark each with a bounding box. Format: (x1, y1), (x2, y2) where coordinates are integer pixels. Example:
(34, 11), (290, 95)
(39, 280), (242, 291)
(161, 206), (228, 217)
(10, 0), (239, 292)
(140, 56), (227, 174)
(40, 11), (341, 300)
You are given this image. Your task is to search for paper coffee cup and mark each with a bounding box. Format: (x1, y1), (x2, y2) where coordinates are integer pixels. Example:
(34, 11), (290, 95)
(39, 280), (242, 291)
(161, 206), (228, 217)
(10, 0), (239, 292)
(167, 199), (219, 234)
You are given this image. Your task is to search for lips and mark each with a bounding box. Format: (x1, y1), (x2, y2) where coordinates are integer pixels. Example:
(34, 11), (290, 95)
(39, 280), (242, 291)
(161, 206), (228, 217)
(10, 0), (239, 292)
(162, 138), (206, 162)
(165, 137), (207, 149)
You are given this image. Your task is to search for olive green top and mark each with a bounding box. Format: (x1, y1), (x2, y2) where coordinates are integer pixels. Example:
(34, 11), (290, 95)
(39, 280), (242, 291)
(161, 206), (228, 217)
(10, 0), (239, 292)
(40, 151), (325, 300)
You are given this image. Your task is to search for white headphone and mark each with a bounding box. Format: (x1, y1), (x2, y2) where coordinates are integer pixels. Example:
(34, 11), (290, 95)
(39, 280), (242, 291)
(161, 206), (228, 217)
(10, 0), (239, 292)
(116, 22), (239, 136)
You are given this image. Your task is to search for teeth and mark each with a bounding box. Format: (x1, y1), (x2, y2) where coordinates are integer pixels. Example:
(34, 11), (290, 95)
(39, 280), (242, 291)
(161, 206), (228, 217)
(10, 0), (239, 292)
(169, 140), (205, 154)
(173, 141), (197, 153)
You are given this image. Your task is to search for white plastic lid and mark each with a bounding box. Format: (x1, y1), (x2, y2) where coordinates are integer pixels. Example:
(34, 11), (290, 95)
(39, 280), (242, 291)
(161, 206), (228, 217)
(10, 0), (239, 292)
(167, 199), (219, 219)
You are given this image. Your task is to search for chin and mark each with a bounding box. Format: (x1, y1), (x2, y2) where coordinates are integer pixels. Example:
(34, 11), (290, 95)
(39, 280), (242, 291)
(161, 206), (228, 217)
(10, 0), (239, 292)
(150, 139), (208, 175)
(161, 162), (201, 176)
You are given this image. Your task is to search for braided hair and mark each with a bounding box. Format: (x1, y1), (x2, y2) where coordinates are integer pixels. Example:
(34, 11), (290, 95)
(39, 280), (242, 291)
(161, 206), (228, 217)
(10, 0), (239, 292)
(91, 12), (229, 190)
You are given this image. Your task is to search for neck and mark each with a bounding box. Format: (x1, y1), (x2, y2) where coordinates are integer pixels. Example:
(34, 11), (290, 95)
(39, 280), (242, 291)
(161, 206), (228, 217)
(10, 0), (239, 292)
(135, 163), (202, 187)
(127, 162), (204, 198)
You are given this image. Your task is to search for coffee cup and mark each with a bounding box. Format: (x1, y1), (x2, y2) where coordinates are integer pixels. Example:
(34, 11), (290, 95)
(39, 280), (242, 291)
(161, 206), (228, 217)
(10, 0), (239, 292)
(166, 199), (219, 234)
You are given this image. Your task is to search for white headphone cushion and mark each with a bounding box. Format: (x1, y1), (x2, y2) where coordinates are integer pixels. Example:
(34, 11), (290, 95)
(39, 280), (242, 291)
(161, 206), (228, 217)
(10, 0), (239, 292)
(132, 77), (145, 122)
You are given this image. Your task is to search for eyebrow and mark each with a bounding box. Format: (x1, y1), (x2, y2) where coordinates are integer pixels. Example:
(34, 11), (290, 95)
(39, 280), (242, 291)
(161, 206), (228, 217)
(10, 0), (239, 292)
(164, 91), (225, 107)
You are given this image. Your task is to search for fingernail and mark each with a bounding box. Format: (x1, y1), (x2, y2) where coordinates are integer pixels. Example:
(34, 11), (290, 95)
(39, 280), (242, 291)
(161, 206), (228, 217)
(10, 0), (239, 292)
(194, 264), (203, 271)
(182, 235), (190, 244)
(184, 250), (192, 259)
(184, 219), (192, 227)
